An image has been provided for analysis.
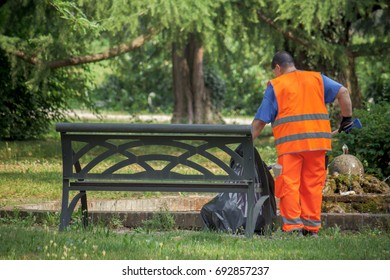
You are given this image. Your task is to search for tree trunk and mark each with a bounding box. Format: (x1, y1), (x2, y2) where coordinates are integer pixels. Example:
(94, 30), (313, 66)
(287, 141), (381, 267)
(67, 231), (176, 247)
(337, 51), (363, 110)
(345, 52), (363, 109)
(171, 34), (222, 124)
(188, 34), (206, 124)
(171, 43), (193, 124)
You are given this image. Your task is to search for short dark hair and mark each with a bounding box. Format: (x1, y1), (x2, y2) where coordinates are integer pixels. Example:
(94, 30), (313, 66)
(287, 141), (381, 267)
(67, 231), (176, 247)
(271, 51), (295, 69)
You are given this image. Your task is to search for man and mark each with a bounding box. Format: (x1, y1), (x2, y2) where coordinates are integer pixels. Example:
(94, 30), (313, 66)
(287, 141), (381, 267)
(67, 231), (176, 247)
(252, 51), (353, 236)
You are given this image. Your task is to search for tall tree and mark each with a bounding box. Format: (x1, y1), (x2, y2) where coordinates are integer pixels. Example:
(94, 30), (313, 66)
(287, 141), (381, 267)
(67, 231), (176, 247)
(2, 0), (388, 133)
(0, 1), (97, 139)
(1, 0), (260, 124)
(256, 0), (390, 108)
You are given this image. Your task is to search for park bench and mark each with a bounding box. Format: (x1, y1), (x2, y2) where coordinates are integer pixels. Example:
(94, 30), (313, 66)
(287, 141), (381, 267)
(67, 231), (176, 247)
(56, 122), (268, 237)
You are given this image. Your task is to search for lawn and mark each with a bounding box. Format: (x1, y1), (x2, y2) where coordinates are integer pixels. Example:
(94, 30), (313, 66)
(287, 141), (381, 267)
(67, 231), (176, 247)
(1, 222), (389, 260)
(1, 119), (389, 261)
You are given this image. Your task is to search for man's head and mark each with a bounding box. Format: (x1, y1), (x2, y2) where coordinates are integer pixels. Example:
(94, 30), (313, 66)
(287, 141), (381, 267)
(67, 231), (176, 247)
(271, 51), (295, 77)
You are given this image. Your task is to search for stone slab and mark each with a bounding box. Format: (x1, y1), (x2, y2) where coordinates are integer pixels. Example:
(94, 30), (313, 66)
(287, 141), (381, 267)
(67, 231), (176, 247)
(1, 208), (389, 231)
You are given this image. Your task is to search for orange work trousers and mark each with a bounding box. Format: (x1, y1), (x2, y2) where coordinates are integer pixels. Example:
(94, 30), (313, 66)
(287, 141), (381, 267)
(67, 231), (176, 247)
(275, 150), (326, 233)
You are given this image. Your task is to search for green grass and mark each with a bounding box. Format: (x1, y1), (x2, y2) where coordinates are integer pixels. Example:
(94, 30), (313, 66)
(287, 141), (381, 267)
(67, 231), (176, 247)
(1, 208), (389, 260)
(0, 221), (389, 260)
(9, 117), (389, 261)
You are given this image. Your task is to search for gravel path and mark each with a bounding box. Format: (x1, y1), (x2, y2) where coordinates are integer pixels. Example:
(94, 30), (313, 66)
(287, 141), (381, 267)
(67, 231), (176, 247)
(68, 110), (253, 125)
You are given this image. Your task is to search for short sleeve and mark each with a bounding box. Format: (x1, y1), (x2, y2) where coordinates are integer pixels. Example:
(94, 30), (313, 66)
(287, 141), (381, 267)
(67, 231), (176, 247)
(322, 74), (343, 103)
(254, 84), (278, 123)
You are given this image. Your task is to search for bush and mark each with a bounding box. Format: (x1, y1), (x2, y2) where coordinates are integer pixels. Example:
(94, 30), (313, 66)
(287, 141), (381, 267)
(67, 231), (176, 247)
(204, 67), (226, 110)
(0, 49), (94, 140)
(0, 50), (51, 140)
(330, 102), (390, 180)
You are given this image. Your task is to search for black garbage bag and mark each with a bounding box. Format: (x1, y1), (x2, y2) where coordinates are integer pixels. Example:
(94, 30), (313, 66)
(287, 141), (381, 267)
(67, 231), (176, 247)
(200, 144), (276, 234)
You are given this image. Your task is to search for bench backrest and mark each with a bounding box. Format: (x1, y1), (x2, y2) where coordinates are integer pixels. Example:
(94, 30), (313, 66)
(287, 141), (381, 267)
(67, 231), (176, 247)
(56, 123), (255, 184)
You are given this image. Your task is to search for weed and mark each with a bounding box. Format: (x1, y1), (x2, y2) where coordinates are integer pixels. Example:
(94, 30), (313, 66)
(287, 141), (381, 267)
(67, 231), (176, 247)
(108, 214), (124, 229)
(0, 209), (37, 226)
(140, 206), (176, 233)
(41, 212), (61, 227)
(321, 225), (341, 237)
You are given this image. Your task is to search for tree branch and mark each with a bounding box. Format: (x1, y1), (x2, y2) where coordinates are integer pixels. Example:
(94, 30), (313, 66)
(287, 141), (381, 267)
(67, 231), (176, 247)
(48, 33), (152, 69)
(9, 32), (154, 69)
(256, 10), (311, 48)
(12, 49), (40, 65)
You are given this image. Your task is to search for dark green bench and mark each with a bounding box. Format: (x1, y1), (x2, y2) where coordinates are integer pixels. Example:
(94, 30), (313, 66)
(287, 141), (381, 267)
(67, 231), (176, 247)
(56, 122), (263, 237)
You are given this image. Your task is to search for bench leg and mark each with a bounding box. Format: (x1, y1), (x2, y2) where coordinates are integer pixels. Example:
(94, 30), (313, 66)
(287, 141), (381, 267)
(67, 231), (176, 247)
(80, 191), (88, 228)
(59, 179), (70, 231)
(245, 187), (255, 238)
(59, 180), (88, 231)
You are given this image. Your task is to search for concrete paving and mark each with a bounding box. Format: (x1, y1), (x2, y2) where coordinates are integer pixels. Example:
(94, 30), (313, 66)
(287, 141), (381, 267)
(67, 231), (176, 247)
(1, 195), (389, 231)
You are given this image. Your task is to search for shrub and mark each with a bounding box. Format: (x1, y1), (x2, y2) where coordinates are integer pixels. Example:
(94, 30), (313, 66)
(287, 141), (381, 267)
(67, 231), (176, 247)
(0, 49), (94, 140)
(330, 102), (390, 180)
(141, 207), (176, 232)
(0, 50), (51, 140)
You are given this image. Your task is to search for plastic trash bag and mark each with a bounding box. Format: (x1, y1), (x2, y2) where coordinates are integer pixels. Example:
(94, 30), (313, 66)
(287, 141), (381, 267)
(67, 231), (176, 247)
(200, 144), (276, 234)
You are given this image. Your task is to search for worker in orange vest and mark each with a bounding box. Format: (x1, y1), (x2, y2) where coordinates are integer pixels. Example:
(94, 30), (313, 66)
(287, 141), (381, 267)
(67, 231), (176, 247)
(252, 51), (353, 237)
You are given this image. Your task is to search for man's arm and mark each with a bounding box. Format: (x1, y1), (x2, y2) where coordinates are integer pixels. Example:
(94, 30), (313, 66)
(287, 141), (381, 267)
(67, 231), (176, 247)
(336, 86), (352, 117)
(335, 86), (354, 133)
(251, 119), (267, 140)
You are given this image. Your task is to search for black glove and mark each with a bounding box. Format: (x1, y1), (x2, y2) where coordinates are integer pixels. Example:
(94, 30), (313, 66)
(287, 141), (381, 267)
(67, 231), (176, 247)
(338, 116), (353, 133)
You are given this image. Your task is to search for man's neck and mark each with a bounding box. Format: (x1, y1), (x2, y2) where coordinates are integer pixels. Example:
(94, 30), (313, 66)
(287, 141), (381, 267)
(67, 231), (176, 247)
(281, 66), (297, 75)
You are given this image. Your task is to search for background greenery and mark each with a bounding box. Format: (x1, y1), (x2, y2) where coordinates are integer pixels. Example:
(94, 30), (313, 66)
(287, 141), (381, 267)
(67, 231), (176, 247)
(0, 2), (389, 179)
(330, 102), (390, 179)
(0, 2), (389, 263)
(1, 1), (389, 129)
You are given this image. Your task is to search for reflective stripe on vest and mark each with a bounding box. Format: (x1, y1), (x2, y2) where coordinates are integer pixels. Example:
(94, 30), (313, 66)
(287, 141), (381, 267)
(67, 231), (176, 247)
(270, 71), (332, 156)
(272, 113), (330, 128)
(275, 132), (332, 146)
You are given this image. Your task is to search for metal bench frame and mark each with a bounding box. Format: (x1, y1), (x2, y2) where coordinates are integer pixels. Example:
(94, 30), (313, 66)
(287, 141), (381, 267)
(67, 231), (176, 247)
(56, 123), (261, 237)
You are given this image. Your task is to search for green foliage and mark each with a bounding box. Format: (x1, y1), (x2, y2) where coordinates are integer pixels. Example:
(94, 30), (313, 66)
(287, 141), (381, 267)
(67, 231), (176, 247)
(51, 0), (103, 35)
(92, 75), (136, 111)
(357, 56), (390, 104)
(1, 0), (389, 137)
(330, 103), (390, 179)
(0, 50), (51, 140)
(140, 207), (176, 232)
(0, 209), (60, 228)
(270, 0), (390, 98)
(365, 75), (390, 104)
(221, 61), (269, 116)
(92, 42), (173, 113)
(0, 1), (97, 139)
(0, 48), (95, 140)
(204, 67), (226, 110)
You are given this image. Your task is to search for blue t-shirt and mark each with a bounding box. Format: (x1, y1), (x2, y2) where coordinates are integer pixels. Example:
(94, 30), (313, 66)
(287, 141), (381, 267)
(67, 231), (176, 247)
(254, 74), (342, 123)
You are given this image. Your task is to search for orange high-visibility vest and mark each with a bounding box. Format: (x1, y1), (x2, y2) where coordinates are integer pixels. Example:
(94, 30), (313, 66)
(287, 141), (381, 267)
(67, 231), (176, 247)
(270, 71), (332, 156)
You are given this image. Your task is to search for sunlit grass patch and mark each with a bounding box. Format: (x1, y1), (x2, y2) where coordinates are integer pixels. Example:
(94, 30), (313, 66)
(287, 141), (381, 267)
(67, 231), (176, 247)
(0, 222), (389, 260)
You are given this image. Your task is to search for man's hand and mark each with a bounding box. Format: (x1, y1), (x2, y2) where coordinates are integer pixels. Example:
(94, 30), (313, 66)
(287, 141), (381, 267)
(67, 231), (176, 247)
(338, 116), (353, 133)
